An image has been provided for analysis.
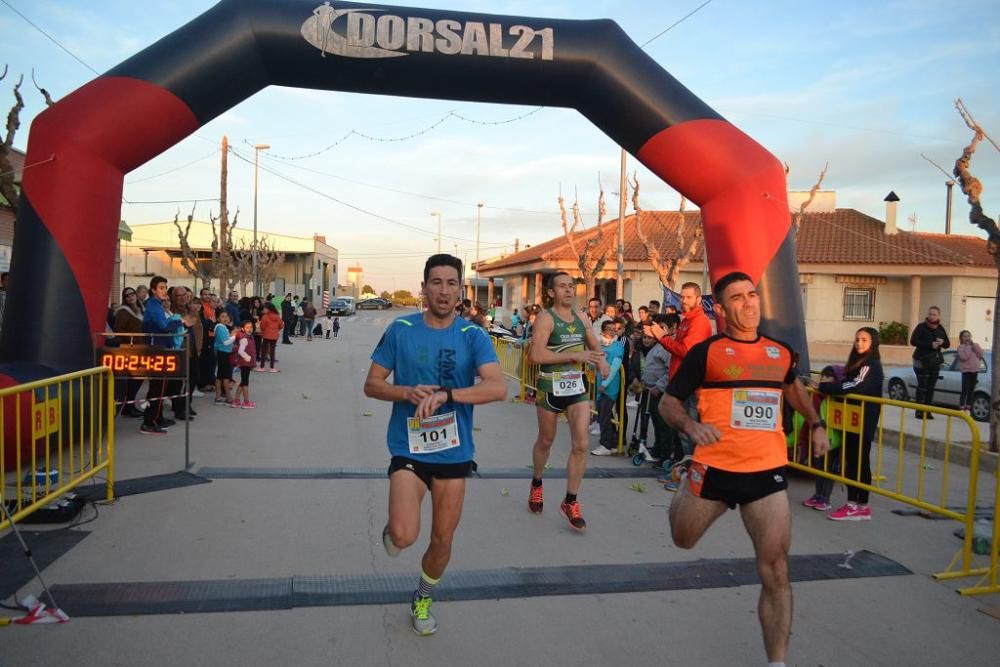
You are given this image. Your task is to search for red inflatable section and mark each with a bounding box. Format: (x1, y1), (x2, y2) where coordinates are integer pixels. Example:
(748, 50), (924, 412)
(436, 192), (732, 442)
(636, 119), (790, 288)
(0, 374), (40, 468)
(22, 77), (200, 335)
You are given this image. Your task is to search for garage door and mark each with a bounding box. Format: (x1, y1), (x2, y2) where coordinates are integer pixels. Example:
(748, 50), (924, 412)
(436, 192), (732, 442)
(964, 296), (994, 346)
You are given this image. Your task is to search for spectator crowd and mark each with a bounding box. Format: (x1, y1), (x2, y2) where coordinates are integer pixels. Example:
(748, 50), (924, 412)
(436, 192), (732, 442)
(107, 277), (343, 435)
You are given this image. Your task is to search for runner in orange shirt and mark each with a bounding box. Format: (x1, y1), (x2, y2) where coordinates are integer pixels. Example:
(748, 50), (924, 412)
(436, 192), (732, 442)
(659, 271), (829, 667)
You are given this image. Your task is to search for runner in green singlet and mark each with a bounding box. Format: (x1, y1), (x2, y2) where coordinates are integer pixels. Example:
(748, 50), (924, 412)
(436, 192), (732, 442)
(527, 272), (610, 531)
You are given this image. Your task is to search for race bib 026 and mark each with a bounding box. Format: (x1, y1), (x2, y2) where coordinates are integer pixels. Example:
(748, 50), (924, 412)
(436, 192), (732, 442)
(407, 411), (461, 455)
(731, 390), (781, 431)
(552, 370), (585, 397)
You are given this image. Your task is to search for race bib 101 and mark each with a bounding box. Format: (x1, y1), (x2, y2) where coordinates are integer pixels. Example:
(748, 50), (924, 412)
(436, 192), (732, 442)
(407, 411), (461, 454)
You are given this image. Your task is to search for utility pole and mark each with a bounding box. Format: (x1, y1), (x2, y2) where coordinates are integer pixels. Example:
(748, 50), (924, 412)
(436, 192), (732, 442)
(616, 148), (627, 300)
(476, 202), (483, 280)
(219, 135), (229, 292)
(430, 212), (442, 253)
(252, 142), (270, 296)
(945, 179), (955, 235)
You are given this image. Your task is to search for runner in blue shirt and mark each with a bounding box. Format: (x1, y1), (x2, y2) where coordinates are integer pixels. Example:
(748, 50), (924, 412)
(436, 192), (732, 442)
(364, 253), (506, 636)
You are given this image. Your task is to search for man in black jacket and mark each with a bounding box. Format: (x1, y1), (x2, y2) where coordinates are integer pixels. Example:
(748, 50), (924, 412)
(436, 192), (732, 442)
(281, 293), (294, 345)
(910, 305), (950, 418)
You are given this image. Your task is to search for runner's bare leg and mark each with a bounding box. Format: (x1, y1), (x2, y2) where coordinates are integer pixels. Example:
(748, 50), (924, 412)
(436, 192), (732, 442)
(667, 478), (728, 548)
(386, 470), (427, 551)
(739, 490), (792, 663)
(421, 477), (466, 579)
(531, 408), (558, 479)
(565, 401), (591, 495)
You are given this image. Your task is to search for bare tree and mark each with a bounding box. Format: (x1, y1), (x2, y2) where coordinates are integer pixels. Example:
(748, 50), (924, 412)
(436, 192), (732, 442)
(0, 67), (54, 219)
(792, 163), (828, 234)
(631, 174), (702, 291)
(208, 206), (240, 291)
(953, 98), (999, 453)
(256, 236), (286, 295)
(559, 189), (609, 299)
(172, 205), (213, 288)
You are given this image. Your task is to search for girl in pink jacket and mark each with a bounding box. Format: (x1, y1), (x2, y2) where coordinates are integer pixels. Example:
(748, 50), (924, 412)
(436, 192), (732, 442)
(956, 330), (984, 411)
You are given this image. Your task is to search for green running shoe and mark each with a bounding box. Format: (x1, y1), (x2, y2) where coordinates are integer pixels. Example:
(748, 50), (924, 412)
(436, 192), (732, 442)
(410, 593), (438, 636)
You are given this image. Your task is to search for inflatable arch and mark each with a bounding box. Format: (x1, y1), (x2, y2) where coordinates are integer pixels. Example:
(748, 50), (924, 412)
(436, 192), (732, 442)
(0, 0), (807, 382)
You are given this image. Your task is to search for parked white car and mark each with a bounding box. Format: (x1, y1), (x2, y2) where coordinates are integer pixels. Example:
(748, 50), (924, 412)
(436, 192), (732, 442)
(885, 351), (993, 422)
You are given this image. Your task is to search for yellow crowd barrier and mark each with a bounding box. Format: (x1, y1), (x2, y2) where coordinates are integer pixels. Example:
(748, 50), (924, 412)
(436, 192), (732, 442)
(790, 389), (997, 595)
(1, 367), (115, 531)
(493, 336), (627, 454)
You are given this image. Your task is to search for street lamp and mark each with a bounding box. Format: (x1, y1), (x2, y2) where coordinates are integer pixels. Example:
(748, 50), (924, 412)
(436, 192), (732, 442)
(476, 202), (483, 280)
(430, 211), (442, 253)
(252, 142), (270, 296)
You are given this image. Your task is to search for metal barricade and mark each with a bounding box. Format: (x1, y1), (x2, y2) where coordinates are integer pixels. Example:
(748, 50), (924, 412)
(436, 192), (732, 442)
(789, 390), (996, 593)
(1, 367), (115, 531)
(493, 337), (627, 453)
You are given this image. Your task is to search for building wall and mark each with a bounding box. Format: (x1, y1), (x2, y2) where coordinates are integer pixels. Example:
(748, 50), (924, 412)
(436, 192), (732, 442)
(801, 274), (906, 342)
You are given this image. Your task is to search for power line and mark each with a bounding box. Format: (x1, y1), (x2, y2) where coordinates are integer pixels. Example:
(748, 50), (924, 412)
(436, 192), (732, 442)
(640, 0), (716, 48)
(122, 197), (219, 205)
(256, 153), (595, 217)
(263, 107), (544, 161)
(228, 146), (504, 245)
(125, 148), (220, 185)
(0, 0), (99, 75)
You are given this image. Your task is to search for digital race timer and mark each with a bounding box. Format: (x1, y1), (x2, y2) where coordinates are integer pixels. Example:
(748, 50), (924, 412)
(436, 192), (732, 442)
(97, 345), (186, 378)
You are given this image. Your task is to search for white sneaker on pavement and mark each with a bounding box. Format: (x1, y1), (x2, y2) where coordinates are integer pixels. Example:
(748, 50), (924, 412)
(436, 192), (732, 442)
(588, 423), (600, 435)
(590, 445), (614, 456)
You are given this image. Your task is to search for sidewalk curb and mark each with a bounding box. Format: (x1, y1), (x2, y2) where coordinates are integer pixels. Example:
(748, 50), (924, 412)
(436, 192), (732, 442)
(882, 427), (998, 474)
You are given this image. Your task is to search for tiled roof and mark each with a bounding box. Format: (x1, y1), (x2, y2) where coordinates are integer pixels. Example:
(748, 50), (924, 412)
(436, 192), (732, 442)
(480, 209), (996, 272)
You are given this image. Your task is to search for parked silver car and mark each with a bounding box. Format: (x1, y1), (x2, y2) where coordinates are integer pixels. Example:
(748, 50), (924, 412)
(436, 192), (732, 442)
(885, 351), (993, 422)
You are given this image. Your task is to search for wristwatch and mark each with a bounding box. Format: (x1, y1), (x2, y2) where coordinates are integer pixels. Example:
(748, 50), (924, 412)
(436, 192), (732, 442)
(810, 419), (827, 431)
(444, 387), (454, 405)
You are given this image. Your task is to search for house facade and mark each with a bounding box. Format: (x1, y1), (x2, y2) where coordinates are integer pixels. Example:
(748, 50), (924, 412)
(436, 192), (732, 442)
(476, 192), (996, 358)
(120, 221), (338, 303)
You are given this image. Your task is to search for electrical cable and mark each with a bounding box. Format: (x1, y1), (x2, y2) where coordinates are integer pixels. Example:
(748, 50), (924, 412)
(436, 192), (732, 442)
(228, 146), (510, 245)
(126, 148), (220, 185)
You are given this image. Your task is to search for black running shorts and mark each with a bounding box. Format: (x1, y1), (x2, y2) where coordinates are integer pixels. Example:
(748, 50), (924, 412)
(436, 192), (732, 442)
(388, 456), (477, 491)
(686, 462), (788, 509)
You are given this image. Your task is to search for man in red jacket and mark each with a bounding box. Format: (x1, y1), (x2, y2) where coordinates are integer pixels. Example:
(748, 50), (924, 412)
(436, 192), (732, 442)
(646, 282), (714, 465)
(648, 282), (713, 379)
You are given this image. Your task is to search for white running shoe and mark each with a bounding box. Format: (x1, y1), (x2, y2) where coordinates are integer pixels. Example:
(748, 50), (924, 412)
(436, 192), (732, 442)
(191, 389), (204, 398)
(588, 423), (600, 435)
(382, 524), (401, 558)
(590, 445), (614, 456)
(410, 594), (438, 636)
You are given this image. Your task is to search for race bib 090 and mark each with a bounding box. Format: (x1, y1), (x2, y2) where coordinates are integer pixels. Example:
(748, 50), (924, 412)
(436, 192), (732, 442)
(730, 390), (781, 431)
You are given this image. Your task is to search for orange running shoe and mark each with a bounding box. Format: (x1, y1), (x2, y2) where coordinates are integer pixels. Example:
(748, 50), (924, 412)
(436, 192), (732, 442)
(528, 483), (544, 514)
(559, 500), (587, 532)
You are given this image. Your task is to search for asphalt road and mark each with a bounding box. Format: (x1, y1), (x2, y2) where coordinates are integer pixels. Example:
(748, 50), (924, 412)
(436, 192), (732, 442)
(3, 307), (999, 666)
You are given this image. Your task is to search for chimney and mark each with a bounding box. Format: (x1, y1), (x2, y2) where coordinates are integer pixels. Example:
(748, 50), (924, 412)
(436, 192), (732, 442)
(884, 191), (899, 235)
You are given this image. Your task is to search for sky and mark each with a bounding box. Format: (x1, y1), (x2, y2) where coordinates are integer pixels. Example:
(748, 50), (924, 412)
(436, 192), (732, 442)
(1, 0), (999, 294)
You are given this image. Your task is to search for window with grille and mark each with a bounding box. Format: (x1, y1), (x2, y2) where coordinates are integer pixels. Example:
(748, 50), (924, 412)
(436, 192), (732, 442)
(842, 287), (875, 321)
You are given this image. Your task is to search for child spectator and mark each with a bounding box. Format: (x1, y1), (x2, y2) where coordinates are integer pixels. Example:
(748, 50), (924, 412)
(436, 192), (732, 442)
(633, 317), (675, 465)
(213, 311), (236, 404)
(321, 308), (334, 339)
(956, 330), (984, 412)
(332, 316), (341, 338)
(257, 303), (282, 372)
(232, 319), (257, 408)
(591, 319), (626, 456)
